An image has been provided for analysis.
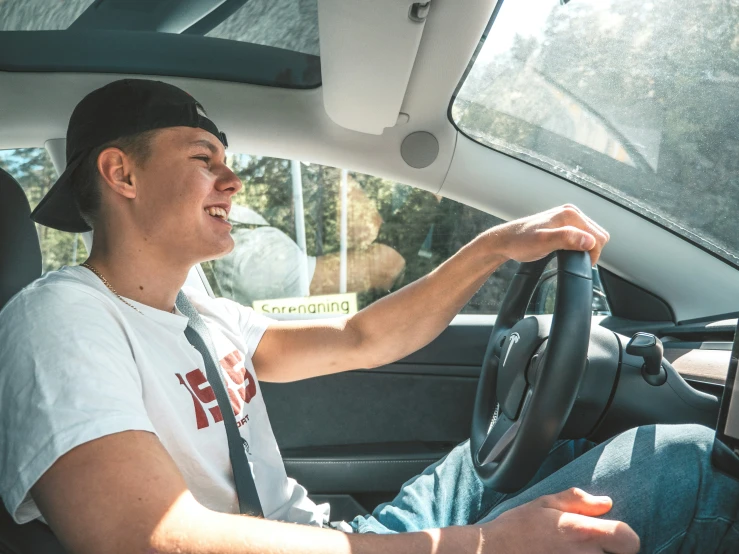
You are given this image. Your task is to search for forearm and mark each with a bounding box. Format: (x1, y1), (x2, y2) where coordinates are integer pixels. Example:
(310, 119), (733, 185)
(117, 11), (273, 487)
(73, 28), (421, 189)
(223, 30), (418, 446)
(254, 232), (504, 382)
(348, 231), (507, 368)
(35, 431), (483, 554)
(254, 206), (607, 382)
(154, 507), (480, 554)
(49, 480), (481, 554)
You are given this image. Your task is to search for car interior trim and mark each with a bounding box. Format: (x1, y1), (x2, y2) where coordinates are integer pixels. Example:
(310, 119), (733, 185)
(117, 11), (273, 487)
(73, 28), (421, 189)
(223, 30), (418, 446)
(0, 31), (321, 89)
(317, 0), (428, 134)
(597, 267), (675, 322)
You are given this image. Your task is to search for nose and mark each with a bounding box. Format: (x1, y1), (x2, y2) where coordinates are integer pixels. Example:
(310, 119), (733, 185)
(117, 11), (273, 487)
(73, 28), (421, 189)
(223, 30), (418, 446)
(216, 164), (243, 195)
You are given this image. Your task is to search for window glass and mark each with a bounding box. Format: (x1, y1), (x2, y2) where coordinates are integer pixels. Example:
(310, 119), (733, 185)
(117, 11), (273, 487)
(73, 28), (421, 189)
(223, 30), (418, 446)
(0, 0), (321, 89)
(207, 0), (319, 55)
(452, 0), (739, 266)
(0, 148), (88, 273)
(202, 154), (520, 316)
(0, 0), (94, 30)
(0, 148), (611, 316)
(1, 0), (319, 55)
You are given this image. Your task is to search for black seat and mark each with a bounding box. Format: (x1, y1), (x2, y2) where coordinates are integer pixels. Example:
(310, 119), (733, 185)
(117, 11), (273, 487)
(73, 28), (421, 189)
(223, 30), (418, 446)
(0, 168), (41, 312)
(0, 168), (67, 553)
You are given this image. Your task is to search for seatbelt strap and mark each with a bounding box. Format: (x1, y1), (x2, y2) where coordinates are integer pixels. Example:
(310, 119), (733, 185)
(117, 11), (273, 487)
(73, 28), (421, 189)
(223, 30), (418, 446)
(175, 291), (264, 518)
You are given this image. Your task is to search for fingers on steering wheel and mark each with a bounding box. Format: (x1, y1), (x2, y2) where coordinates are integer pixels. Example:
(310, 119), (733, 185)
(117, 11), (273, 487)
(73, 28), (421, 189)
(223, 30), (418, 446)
(558, 205), (609, 265)
(540, 226), (596, 255)
(562, 204), (610, 242)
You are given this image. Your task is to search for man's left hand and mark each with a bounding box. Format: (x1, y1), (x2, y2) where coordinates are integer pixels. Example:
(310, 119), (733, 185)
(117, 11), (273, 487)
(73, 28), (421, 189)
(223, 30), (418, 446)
(488, 204), (610, 265)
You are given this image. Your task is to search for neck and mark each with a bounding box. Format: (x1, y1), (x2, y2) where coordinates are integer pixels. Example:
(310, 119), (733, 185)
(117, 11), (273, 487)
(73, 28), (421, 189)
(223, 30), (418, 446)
(85, 237), (191, 314)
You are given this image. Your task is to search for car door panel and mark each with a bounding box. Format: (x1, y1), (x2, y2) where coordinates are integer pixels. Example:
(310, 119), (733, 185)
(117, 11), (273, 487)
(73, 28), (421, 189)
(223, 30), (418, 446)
(283, 443), (450, 494)
(261, 325), (491, 516)
(262, 371), (478, 450)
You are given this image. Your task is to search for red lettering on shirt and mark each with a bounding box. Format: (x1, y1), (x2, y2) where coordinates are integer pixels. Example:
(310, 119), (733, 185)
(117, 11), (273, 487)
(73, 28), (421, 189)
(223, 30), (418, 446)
(219, 350), (257, 410)
(227, 388), (241, 416)
(177, 369), (224, 429)
(176, 349), (257, 430)
(221, 351), (245, 384)
(185, 367), (216, 403)
(176, 371), (210, 430)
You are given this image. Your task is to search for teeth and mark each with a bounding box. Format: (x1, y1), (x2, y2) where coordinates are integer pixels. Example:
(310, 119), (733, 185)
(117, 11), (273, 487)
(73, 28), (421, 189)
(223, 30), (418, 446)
(205, 207), (228, 219)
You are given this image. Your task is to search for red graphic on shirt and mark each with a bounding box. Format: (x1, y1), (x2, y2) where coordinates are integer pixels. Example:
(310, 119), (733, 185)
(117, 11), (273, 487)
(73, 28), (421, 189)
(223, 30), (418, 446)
(220, 350), (257, 414)
(176, 370), (223, 429)
(176, 350), (257, 430)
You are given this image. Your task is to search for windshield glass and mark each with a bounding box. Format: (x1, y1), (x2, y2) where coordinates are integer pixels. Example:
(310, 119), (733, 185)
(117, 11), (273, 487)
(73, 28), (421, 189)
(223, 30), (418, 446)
(452, 0), (739, 266)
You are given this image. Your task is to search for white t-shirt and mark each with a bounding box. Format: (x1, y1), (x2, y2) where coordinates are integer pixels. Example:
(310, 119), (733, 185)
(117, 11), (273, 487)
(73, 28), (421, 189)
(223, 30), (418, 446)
(215, 227), (317, 305)
(0, 266), (329, 526)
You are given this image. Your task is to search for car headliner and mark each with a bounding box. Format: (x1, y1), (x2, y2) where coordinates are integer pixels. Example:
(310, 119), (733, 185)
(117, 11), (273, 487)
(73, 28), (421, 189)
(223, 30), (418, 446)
(1, 0), (737, 322)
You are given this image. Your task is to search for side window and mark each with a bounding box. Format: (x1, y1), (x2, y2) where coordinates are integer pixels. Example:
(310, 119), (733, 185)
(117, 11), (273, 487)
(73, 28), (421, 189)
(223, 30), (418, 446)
(0, 148), (88, 273)
(202, 153), (520, 316)
(0, 148), (613, 316)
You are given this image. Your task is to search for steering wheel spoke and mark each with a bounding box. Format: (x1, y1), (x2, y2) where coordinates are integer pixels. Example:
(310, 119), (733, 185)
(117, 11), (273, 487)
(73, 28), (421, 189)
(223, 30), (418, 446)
(476, 388), (532, 465)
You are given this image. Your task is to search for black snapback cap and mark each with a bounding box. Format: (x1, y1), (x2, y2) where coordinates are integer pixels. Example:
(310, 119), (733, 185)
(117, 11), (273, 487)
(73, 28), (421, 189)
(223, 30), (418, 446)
(31, 79), (228, 233)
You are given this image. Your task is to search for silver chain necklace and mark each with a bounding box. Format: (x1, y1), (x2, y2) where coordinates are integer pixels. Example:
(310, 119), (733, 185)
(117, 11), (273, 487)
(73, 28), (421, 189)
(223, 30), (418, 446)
(81, 262), (144, 315)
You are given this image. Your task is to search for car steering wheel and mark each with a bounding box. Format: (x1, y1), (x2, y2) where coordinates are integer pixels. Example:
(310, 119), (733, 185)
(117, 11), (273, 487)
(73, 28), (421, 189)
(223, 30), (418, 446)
(470, 250), (593, 492)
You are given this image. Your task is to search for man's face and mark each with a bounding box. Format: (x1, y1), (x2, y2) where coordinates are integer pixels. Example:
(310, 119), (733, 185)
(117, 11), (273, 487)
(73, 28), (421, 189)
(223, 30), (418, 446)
(127, 126), (242, 264)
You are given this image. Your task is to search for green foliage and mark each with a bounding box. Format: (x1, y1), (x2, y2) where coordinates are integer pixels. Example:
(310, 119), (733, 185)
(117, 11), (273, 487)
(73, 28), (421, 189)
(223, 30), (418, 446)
(0, 148), (87, 274)
(1, 146), (512, 314)
(225, 153), (512, 313)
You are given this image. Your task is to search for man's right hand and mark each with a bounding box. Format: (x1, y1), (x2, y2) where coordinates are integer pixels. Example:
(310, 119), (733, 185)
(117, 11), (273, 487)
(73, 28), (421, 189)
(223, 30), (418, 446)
(478, 487), (640, 553)
(30, 430), (638, 554)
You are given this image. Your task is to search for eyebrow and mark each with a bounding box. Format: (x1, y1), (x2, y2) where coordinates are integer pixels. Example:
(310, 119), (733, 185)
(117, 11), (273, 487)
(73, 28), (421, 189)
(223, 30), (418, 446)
(189, 139), (227, 163)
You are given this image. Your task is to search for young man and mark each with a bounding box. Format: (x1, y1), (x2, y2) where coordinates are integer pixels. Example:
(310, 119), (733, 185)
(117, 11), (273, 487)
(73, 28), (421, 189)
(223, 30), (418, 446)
(0, 79), (736, 554)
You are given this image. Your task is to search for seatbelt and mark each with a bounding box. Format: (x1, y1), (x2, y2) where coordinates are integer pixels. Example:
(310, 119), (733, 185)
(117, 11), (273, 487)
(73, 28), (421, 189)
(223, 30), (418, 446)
(175, 291), (264, 518)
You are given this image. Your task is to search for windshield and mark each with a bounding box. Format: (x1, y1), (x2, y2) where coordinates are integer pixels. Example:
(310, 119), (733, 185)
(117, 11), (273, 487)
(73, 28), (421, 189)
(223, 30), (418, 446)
(452, 0), (739, 266)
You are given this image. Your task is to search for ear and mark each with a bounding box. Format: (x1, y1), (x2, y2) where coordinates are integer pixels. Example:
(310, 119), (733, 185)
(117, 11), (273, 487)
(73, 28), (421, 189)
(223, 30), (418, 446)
(97, 147), (137, 200)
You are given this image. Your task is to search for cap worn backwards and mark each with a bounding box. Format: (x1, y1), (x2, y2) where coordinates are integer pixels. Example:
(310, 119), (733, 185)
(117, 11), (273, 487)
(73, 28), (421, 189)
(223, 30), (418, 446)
(31, 79), (229, 233)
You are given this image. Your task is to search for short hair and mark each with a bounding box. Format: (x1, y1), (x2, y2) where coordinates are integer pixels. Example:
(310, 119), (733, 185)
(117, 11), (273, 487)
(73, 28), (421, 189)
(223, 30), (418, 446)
(71, 129), (158, 229)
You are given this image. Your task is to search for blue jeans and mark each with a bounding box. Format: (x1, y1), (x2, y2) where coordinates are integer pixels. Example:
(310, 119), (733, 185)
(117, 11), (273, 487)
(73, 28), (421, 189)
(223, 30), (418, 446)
(351, 424), (739, 553)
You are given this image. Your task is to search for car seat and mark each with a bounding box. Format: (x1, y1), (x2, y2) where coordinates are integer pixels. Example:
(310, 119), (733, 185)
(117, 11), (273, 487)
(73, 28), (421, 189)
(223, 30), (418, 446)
(0, 167), (67, 553)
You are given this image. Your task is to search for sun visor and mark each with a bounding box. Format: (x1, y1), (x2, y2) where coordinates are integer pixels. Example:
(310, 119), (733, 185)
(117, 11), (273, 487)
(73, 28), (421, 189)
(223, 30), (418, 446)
(317, 0), (430, 135)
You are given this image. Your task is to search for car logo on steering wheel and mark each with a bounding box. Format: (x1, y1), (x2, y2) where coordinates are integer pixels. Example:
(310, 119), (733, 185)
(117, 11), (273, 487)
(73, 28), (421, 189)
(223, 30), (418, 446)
(503, 332), (520, 367)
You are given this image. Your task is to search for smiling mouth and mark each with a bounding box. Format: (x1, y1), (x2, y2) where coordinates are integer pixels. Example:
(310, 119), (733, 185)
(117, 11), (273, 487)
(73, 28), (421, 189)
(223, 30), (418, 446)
(205, 207), (228, 219)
